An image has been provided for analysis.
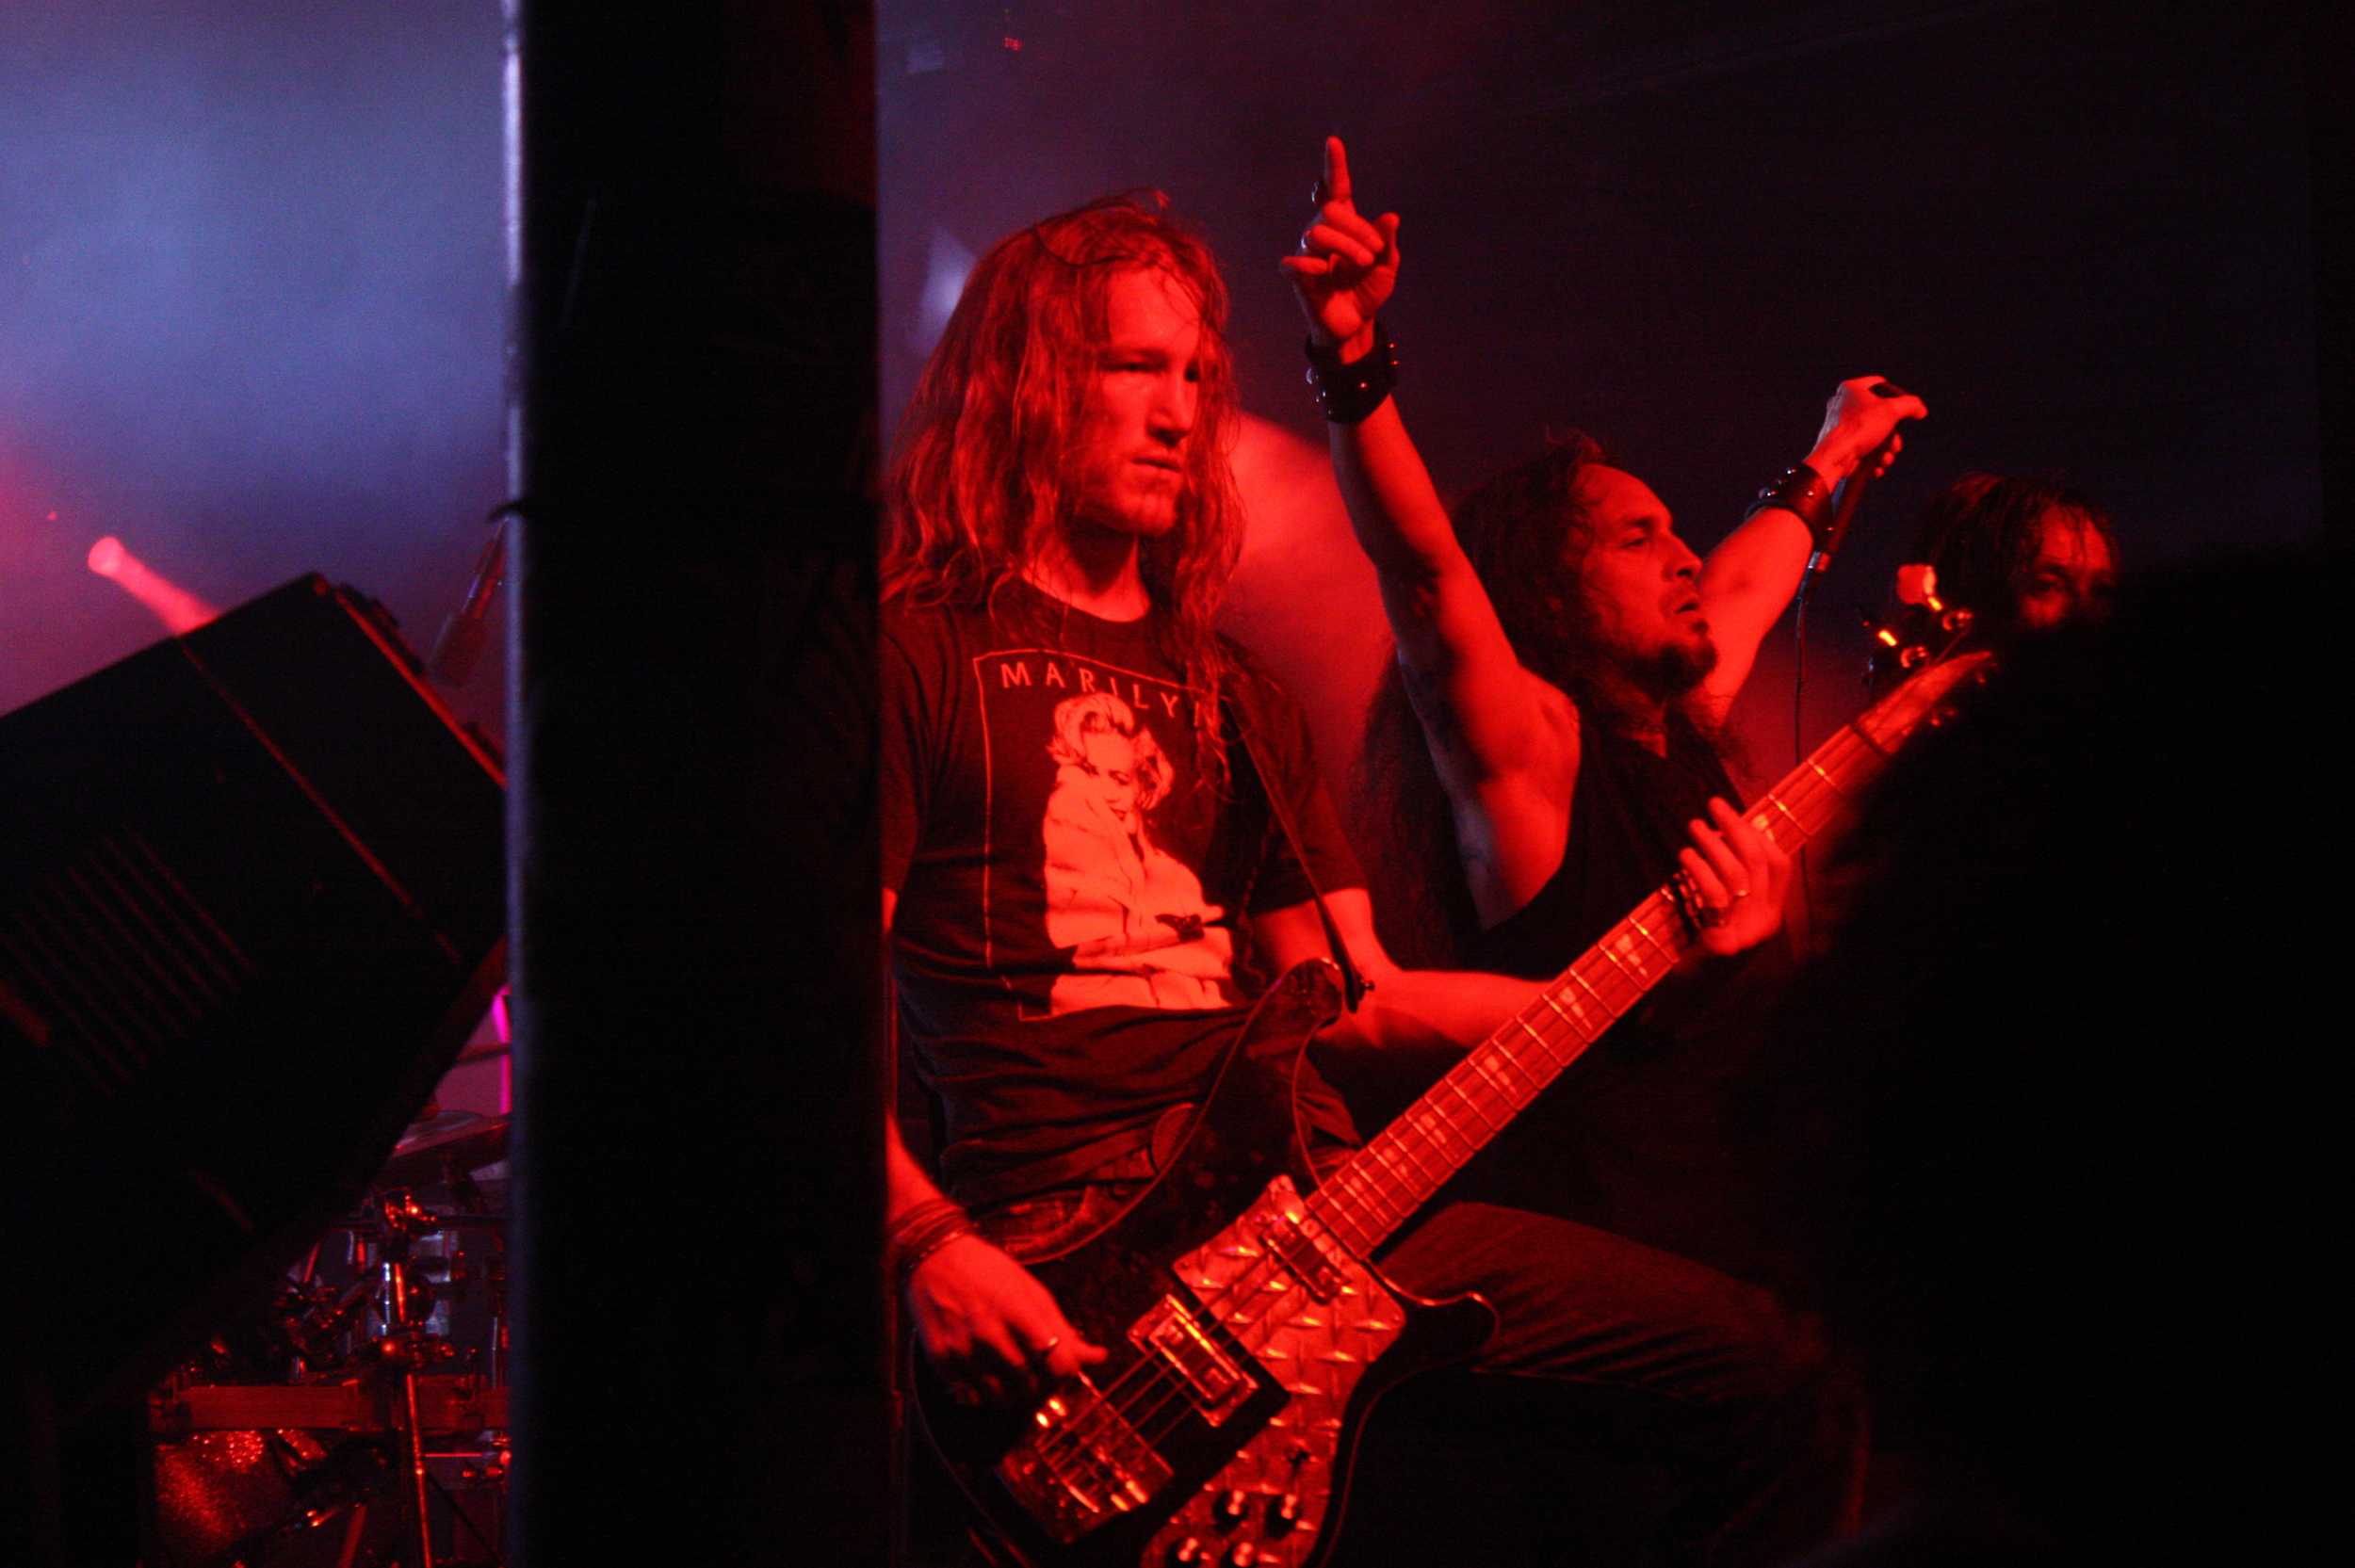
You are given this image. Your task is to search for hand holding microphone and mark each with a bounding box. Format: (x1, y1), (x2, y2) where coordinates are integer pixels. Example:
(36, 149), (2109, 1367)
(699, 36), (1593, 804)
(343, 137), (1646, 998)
(1804, 377), (1927, 574)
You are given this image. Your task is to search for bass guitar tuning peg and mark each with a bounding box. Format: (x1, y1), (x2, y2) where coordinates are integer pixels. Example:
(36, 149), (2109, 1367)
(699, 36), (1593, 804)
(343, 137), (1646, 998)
(1862, 612), (1934, 672)
(1894, 562), (1944, 610)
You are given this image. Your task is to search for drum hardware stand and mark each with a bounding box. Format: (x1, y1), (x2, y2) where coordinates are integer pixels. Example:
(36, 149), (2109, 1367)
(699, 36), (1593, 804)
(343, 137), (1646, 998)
(143, 1150), (512, 1564)
(375, 1189), (457, 1568)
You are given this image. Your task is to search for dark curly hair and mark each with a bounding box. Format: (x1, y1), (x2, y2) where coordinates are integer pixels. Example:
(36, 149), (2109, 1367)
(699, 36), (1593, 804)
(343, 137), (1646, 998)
(1356, 431), (1715, 964)
(1868, 472), (2117, 692)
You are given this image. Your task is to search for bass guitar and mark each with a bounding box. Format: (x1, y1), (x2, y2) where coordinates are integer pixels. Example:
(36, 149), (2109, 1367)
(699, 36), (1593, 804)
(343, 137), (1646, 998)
(918, 643), (1990, 1568)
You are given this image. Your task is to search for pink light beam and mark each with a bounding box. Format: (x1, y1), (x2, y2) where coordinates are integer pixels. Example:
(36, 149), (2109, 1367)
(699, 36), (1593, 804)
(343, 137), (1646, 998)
(86, 535), (221, 635)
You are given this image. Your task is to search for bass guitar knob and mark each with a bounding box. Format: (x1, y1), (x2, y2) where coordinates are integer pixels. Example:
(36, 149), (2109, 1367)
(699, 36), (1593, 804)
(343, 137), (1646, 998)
(1168, 1536), (1204, 1564)
(1215, 1489), (1251, 1528)
(1266, 1492), (1301, 1535)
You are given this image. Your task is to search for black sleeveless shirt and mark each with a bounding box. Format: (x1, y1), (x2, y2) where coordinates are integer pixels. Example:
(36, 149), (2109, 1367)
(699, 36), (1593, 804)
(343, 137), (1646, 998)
(1461, 715), (1798, 1287)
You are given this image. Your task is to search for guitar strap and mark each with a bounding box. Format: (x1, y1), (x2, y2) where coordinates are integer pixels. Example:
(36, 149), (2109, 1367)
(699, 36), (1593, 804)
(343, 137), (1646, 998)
(1228, 688), (1372, 1014)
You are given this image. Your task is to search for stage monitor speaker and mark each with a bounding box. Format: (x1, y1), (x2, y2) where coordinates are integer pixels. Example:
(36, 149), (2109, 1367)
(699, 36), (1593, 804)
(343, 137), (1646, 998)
(1, 574), (505, 1421)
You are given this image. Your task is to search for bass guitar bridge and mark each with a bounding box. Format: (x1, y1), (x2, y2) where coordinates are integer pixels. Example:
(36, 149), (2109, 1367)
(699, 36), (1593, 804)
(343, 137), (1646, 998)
(995, 1373), (1177, 1544)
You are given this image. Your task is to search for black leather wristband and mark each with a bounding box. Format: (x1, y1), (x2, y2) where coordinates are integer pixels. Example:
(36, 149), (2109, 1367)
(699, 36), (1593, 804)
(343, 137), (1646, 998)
(1304, 321), (1397, 425)
(1743, 461), (1836, 547)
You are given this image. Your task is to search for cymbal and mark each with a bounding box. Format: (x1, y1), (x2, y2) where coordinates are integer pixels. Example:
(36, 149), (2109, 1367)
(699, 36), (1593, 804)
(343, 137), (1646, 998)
(378, 1109), (509, 1188)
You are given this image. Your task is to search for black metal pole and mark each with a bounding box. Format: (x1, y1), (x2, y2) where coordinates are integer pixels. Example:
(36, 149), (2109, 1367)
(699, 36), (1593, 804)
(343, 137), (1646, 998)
(505, 6), (882, 1562)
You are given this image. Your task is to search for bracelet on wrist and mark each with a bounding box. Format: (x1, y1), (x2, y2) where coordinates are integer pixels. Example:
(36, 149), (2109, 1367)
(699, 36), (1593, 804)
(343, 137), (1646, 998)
(1304, 321), (1398, 425)
(1743, 461), (1835, 548)
(887, 1197), (977, 1295)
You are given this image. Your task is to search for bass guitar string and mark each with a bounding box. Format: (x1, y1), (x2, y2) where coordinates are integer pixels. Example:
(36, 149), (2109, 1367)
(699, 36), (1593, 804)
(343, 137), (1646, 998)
(1106, 894), (1690, 1455)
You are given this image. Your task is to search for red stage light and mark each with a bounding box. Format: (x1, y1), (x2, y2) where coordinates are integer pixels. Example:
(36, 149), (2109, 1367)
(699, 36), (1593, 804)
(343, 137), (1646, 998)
(85, 534), (221, 634)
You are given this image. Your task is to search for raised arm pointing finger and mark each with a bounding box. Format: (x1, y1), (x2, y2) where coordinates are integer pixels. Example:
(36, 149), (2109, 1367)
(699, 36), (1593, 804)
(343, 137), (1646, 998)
(1282, 135), (1400, 355)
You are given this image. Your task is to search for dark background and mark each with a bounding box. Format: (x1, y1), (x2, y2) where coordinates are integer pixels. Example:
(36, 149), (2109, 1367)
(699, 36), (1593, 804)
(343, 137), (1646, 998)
(875, 0), (2327, 773)
(4, 0), (2328, 773)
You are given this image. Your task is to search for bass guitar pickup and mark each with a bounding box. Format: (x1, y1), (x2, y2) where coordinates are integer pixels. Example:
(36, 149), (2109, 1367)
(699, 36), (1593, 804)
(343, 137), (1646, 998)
(1253, 1204), (1346, 1302)
(1132, 1294), (1257, 1428)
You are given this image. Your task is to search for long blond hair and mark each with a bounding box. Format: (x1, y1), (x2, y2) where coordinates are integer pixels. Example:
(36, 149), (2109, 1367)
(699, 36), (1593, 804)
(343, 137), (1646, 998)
(884, 195), (1245, 777)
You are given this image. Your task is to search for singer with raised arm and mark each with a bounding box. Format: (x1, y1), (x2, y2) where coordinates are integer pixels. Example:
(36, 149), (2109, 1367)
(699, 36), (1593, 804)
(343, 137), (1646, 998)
(1289, 137), (1926, 1284)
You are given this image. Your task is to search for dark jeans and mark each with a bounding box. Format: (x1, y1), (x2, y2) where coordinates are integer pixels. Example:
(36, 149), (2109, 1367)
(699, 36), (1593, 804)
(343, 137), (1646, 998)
(981, 1178), (1862, 1568)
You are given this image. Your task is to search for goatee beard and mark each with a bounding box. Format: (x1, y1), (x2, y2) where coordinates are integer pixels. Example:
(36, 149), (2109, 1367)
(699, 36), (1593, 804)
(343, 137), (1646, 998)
(1627, 637), (1719, 703)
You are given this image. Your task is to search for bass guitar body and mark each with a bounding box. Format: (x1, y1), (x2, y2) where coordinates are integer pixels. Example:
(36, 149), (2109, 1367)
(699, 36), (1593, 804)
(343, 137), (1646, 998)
(914, 961), (1496, 1568)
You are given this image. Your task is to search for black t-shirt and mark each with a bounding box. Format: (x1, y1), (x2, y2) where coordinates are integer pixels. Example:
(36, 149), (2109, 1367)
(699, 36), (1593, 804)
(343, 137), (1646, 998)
(1465, 715), (1796, 1285)
(882, 580), (1364, 1207)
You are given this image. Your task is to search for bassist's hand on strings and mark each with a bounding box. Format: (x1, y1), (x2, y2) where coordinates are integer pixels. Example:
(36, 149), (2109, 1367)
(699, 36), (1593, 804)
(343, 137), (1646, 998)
(1676, 797), (1791, 958)
(907, 1235), (1107, 1407)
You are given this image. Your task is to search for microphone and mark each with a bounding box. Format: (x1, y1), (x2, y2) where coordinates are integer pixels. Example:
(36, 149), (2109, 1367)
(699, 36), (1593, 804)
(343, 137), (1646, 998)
(1807, 381), (1910, 574)
(430, 517), (508, 685)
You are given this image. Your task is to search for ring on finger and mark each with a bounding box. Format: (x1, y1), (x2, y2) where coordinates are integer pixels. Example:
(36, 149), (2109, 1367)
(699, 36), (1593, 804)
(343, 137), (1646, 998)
(1680, 871), (1725, 929)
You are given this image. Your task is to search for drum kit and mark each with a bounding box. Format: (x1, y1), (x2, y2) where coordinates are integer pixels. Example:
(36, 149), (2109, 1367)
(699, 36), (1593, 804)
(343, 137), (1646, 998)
(146, 1045), (514, 1568)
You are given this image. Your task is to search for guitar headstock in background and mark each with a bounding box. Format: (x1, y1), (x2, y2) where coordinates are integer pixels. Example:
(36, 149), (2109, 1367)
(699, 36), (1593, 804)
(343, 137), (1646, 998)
(1865, 562), (1981, 700)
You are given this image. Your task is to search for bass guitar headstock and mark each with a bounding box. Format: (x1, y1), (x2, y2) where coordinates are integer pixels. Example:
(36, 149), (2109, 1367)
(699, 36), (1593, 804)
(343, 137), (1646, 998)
(1865, 562), (1981, 695)
(1851, 563), (2001, 750)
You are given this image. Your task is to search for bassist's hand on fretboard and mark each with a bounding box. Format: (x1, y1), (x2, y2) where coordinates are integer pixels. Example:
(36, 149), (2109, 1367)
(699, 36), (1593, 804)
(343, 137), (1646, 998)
(1677, 796), (1793, 958)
